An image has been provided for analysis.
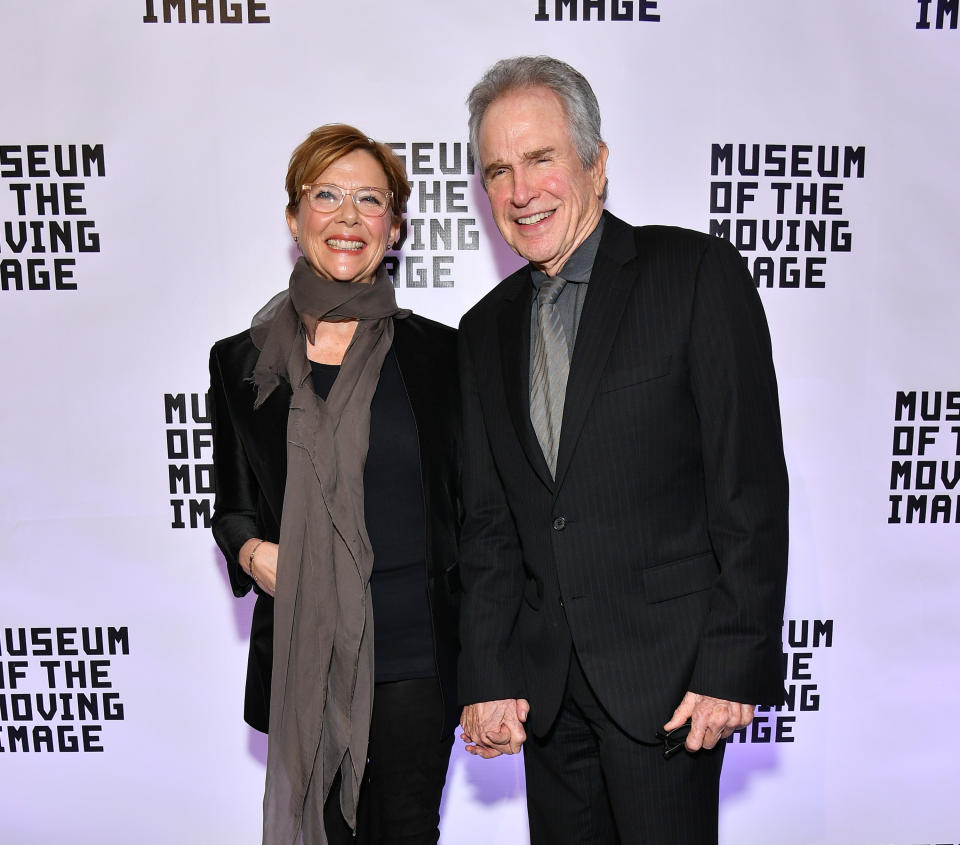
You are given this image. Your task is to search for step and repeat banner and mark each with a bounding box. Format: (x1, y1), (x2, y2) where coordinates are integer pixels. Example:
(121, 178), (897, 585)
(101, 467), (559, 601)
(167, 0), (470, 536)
(1, 1), (958, 843)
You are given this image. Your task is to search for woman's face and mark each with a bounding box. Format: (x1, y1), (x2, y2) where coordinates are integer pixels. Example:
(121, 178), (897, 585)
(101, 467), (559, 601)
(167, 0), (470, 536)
(286, 149), (400, 284)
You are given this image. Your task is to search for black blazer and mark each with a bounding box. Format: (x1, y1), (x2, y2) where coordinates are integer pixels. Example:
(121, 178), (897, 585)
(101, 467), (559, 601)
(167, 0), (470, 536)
(457, 212), (789, 740)
(209, 314), (461, 736)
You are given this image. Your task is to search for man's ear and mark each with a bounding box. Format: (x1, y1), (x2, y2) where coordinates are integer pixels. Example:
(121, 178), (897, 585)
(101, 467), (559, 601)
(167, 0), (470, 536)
(592, 143), (610, 196)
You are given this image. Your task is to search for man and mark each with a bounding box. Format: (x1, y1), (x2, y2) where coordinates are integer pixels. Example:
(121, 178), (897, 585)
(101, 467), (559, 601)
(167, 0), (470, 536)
(457, 56), (789, 844)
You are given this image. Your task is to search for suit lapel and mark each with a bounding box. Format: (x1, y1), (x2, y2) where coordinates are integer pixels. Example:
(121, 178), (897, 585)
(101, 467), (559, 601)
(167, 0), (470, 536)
(392, 319), (436, 466)
(243, 376), (291, 527)
(496, 271), (556, 492)
(555, 213), (639, 490)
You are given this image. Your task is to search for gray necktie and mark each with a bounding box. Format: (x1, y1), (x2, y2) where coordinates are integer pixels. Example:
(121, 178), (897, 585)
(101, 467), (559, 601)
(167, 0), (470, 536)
(530, 276), (569, 477)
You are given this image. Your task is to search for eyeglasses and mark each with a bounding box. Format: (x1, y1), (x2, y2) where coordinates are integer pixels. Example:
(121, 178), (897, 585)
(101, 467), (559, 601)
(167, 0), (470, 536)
(655, 719), (692, 759)
(300, 183), (393, 217)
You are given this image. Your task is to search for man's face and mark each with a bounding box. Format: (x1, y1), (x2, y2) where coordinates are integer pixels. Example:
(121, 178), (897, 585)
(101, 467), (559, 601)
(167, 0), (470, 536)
(478, 86), (608, 277)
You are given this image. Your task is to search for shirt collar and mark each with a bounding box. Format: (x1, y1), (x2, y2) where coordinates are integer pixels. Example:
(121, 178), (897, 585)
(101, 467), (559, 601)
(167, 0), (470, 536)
(530, 216), (605, 289)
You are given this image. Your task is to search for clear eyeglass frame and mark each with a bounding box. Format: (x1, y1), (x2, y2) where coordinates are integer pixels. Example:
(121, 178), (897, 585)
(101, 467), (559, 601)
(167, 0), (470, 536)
(300, 183), (394, 218)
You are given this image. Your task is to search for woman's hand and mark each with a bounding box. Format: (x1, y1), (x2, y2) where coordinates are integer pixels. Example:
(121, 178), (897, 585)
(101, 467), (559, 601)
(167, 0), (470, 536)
(239, 538), (279, 597)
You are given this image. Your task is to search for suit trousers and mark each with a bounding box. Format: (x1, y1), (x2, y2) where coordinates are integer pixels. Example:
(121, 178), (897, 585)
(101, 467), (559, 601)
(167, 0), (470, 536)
(523, 652), (725, 845)
(315, 677), (453, 845)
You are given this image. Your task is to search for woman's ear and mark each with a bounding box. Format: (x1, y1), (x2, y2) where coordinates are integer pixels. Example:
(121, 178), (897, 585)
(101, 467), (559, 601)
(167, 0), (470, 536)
(285, 206), (299, 241)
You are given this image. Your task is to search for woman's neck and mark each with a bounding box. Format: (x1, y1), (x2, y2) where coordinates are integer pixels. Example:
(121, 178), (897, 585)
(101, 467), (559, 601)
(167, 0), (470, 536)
(306, 319), (359, 365)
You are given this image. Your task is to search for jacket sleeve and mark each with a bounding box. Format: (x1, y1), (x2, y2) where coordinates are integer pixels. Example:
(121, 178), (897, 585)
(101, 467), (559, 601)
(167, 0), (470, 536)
(686, 236), (789, 705)
(209, 343), (258, 598)
(456, 326), (528, 706)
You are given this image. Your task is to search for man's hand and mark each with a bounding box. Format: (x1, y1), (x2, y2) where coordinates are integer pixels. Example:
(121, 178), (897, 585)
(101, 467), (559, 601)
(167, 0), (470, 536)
(460, 699), (530, 758)
(664, 691), (754, 752)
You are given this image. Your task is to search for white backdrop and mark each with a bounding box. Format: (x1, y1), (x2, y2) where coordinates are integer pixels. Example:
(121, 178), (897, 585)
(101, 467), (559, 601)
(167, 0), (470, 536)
(1, 1), (958, 843)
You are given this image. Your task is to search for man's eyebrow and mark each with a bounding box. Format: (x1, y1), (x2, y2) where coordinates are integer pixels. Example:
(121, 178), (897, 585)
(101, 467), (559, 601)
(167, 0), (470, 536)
(523, 147), (555, 162)
(483, 159), (509, 179)
(483, 148), (556, 179)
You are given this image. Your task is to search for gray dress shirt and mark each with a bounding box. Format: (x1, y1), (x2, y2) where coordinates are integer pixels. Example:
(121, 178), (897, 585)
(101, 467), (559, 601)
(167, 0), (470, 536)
(529, 216), (605, 375)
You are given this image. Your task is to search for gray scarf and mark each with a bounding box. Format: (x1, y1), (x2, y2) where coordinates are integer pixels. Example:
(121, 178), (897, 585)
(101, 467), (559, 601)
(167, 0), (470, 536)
(250, 257), (409, 844)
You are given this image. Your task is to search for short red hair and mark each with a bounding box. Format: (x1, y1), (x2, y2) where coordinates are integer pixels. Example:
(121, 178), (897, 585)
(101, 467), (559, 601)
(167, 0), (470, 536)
(284, 124), (410, 219)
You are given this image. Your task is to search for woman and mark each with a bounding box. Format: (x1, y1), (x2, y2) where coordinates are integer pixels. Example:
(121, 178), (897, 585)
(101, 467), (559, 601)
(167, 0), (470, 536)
(209, 124), (460, 845)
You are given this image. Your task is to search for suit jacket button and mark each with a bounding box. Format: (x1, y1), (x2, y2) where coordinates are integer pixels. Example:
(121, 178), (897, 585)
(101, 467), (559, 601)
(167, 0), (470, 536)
(553, 517), (567, 531)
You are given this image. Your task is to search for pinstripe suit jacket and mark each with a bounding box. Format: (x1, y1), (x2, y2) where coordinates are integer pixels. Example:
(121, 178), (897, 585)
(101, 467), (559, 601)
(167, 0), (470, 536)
(457, 211), (789, 740)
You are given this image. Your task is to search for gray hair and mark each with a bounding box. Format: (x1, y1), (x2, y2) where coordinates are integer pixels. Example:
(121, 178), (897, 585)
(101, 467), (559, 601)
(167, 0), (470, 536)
(467, 56), (606, 186)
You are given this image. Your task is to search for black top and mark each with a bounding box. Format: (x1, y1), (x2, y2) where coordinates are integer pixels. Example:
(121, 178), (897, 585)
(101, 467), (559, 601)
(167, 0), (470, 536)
(310, 347), (435, 683)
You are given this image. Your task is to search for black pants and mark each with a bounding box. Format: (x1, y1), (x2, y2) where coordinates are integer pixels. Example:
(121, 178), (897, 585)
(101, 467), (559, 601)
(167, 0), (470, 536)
(319, 677), (453, 845)
(523, 653), (725, 845)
